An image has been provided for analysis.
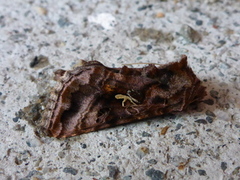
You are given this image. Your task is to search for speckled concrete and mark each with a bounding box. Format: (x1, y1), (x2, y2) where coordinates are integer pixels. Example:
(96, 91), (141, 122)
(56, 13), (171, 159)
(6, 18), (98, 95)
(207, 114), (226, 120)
(0, 0), (240, 179)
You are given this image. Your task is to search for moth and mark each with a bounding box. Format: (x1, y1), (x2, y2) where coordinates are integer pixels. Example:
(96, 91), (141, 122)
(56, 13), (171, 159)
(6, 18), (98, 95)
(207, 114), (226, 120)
(42, 55), (206, 138)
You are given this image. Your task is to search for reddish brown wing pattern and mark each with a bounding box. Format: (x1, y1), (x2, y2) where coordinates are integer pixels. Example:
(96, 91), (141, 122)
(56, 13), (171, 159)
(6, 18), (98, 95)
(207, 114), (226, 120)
(42, 55), (206, 138)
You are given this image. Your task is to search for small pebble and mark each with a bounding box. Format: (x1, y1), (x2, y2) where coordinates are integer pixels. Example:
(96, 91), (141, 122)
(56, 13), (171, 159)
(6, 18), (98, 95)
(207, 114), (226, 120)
(24, 27), (32, 33)
(0, 16), (5, 28)
(147, 44), (152, 50)
(142, 131), (152, 137)
(235, 124), (240, 128)
(15, 150), (31, 165)
(160, 126), (169, 135)
(138, 5), (147, 11)
(219, 62), (231, 69)
(30, 56), (39, 68)
(58, 17), (71, 27)
(34, 6), (48, 15)
(156, 12), (165, 18)
(198, 169), (207, 176)
(209, 64), (216, 71)
(191, 8), (200, 12)
(81, 143), (87, 149)
(58, 151), (66, 158)
(147, 159), (158, 165)
(229, 57), (238, 62)
(217, 111), (229, 121)
(196, 20), (203, 26)
(232, 114), (240, 121)
(99, 142), (104, 146)
(221, 162), (227, 171)
(54, 41), (66, 47)
(186, 131), (197, 135)
(136, 140), (145, 144)
(63, 167), (78, 175)
(89, 158), (96, 163)
(217, 40), (226, 48)
(9, 34), (27, 42)
(232, 166), (240, 175)
(175, 123), (183, 131)
(107, 166), (119, 179)
(233, 22), (240, 27)
(12, 117), (19, 122)
(25, 170), (42, 179)
(132, 28), (163, 41)
(175, 134), (182, 141)
(137, 5), (152, 11)
(26, 141), (34, 147)
(195, 119), (208, 124)
(179, 24), (201, 43)
(206, 116), (213, 123)
(136, 147), (149, 159)
(26, 139), (41, 147)
(145, 168), (164, 180)
(30, 55), (49, 69)
(205, 110), (216, 117)
(123, 175), (132, 180)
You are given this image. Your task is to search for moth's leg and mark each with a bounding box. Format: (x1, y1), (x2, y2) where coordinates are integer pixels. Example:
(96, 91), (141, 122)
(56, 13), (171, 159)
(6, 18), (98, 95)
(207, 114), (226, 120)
(122, 98), (127, 107)
(126, 90), (139, 104)
(115, 94), (138, 107)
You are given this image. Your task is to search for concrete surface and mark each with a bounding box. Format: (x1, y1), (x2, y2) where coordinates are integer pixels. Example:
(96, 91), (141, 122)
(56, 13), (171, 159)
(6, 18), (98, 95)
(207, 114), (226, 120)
(0, 0), (240, 179)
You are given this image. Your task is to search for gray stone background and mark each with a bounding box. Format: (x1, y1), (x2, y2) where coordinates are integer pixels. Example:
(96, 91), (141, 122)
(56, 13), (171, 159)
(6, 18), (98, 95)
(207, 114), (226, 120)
(0, 0), (240, 179)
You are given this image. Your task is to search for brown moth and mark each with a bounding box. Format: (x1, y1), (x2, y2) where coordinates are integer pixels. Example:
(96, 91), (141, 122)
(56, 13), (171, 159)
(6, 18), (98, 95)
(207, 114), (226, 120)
(42, 55), (206, 138)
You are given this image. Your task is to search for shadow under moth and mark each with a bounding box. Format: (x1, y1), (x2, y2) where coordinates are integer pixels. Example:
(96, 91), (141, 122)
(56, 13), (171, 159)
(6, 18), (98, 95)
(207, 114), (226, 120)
(42, 55), (206, 138)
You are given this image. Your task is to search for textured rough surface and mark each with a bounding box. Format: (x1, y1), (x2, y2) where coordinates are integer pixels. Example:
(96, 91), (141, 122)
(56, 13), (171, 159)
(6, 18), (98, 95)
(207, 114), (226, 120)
(44, 56), (206, 138)
(0, 0), (240, 179)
